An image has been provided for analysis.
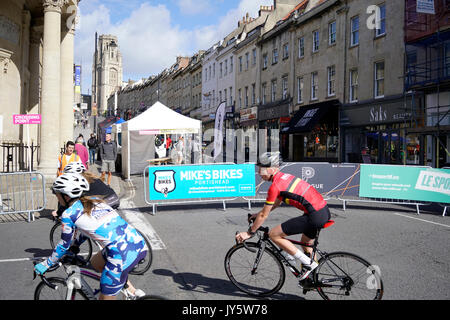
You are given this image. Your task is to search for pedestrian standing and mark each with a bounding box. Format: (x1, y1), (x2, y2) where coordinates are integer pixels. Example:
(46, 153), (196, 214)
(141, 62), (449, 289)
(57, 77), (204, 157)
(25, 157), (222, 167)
(87, 133), (98, 165)
(75, 137), (89, 169)
(56, 141), (80, 177)
(100, 133), (117, 186)
(175, 136), (184, 165)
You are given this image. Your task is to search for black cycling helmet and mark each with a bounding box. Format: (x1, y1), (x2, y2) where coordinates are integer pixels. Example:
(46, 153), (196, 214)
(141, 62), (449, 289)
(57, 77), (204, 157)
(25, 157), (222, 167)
(257, 151), (282, 168)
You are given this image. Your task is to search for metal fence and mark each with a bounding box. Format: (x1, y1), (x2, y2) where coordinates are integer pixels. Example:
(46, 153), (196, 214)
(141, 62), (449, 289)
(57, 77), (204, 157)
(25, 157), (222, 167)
(1, 142), (40, 172)
(0, 172), (47, 222)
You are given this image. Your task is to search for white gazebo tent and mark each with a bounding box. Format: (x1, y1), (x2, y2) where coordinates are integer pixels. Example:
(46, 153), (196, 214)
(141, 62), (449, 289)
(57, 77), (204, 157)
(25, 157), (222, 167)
(121, 101), (202, 179)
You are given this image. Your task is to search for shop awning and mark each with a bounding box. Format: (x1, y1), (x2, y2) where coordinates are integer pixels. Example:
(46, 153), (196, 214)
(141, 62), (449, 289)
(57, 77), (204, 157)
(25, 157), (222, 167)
(282, 100), (338, 134)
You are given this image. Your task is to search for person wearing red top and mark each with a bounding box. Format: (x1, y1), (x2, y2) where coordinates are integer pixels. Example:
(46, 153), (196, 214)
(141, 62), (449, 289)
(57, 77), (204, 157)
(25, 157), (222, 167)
(236, 152), (331, 280)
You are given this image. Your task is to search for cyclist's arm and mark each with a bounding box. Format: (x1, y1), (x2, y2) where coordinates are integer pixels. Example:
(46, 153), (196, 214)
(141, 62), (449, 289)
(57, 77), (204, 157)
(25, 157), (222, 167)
(47, 212), (76, 266)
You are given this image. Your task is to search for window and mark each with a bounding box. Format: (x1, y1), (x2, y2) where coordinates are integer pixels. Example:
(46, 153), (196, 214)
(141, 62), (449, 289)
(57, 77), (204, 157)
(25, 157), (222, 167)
(239, 56), (243, 72)
(245, 86), (249, 107)
(351, 16), (359, 46)
(272, 48), (279, 64)
(283, 43), (289, 59)
(262, 83), (267, 105)
(245, 52), (249, 70)
(230, 57), (234, 73)
(219, 62), (223, 78)
(230, 87), (233, 106)
(313, 30), (319, 52)
(327, 65), (336, 97)
(329, 21), (336, 45)
(349, 69), (358, 102)
(271, 80), (277, 102)
(238, 88), (242, 108)
(376, 4), (386, 37)
(282, 76), (288, 99)
(297, 77), (304, 103)
(375, 61), (385, 98)
(209, 66), (211, 80)
(252, 49), (257, 65)
(311, 72), (318, 100)
(213, 63), (215, 78)
(219, 91), (222, 104)
(205, 68), (207, 81)
(263, 54), (268, 69)
(252, 83), (256, 105)
(224, 88), (227, 105)
(224, 59), (228, 75)
(298, 37), (305, 58)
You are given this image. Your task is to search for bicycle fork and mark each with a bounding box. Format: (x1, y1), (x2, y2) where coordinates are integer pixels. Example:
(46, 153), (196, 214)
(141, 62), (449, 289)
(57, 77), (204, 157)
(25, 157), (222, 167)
(250, 241), (266, 275)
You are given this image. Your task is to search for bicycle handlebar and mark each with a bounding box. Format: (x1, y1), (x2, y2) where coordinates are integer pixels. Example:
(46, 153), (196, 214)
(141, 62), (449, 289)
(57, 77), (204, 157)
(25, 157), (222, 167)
(32, 252), (87, 290)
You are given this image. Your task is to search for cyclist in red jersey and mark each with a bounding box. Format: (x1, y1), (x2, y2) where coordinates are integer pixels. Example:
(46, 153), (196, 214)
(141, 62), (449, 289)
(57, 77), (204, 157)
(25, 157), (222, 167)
(236, 152), (331, 280)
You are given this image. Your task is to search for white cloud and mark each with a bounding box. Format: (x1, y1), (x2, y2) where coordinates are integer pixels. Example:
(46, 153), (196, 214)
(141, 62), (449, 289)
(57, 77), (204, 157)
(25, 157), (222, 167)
(177, 0), (213, 15)
(74, 0), (274, 94)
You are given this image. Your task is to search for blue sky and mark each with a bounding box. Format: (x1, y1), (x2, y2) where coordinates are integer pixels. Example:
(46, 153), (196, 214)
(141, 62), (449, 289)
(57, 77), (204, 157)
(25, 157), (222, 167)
(74, 0), (273, 94)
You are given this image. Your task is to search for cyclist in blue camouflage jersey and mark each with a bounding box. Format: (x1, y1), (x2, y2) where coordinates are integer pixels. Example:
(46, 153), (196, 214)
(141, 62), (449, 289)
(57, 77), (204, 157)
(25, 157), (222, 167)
(34, 173), (148, 300)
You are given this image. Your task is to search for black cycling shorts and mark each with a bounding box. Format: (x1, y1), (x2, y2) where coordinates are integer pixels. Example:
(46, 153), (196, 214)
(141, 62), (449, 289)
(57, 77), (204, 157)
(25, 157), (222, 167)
(281, 206), (331, 239)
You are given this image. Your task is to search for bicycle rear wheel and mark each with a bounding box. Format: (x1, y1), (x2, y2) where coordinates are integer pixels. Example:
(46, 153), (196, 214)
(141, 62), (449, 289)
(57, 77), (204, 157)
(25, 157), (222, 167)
(50, 221), (93, 264)
(314, 252), (383, 300)
(224, 242), (285, 297)
(34, 277), (88, 300)
(129, 228), (153, 275)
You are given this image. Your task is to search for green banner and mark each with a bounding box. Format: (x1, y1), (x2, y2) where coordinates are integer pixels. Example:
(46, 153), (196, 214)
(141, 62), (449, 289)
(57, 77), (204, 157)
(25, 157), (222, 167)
(359, 165), (450, 204)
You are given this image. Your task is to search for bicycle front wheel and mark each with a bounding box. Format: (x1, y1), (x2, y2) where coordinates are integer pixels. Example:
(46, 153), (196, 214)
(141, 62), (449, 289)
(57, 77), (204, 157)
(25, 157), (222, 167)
(224, 242), (285, 297)
(50, 221), (93, 264)
(34, 277), (88, 300)
(314, 252), (383, 300)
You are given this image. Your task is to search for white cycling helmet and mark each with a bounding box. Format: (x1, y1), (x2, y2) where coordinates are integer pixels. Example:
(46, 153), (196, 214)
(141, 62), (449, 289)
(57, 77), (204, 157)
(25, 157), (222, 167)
(257, 151), (282, 168)
(52, 173), (90, 199)
(63, 162), (86, 174)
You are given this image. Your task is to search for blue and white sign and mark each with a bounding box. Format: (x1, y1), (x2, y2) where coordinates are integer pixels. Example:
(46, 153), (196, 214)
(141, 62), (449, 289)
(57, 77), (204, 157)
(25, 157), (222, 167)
(148, 163), (256, 201)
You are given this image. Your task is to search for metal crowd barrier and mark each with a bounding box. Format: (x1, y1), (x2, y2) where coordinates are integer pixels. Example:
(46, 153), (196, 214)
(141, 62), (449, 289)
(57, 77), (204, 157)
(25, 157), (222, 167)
(0, 172), (46, 222)
(143, 163), (239, 215)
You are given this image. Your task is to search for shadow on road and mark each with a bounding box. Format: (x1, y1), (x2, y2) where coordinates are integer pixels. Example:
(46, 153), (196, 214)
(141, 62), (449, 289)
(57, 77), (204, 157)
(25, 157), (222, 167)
(152, 268), (304, 300)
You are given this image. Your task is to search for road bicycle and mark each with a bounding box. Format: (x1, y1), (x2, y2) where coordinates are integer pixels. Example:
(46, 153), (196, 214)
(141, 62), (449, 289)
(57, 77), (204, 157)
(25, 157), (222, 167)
(33, 253), (165, 300)
(224, 215), (383, 300)
(49, 217), (153, 275)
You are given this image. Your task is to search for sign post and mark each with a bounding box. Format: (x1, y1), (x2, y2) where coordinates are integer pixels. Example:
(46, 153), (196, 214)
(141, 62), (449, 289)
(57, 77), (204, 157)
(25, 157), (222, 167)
(13, 114), (41, 172)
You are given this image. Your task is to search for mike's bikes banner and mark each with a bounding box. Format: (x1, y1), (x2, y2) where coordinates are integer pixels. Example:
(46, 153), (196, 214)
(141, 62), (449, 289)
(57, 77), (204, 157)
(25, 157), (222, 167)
(148, 163), (256, 201)
(359, 164), (450, 204)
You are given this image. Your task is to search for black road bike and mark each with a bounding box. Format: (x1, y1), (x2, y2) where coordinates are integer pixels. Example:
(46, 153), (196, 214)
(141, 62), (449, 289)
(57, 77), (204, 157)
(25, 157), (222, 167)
(224, 215), (383, 300)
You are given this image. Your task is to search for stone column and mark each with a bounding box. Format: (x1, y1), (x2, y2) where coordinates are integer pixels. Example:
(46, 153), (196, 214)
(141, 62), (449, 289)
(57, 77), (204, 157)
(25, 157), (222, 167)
(38, 0), (63, 178)
(60, 21), (75, 146)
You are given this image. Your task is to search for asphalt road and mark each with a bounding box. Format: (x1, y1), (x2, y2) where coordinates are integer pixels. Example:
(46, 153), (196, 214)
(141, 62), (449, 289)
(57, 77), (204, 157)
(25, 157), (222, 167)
(0, 172), (449, 300)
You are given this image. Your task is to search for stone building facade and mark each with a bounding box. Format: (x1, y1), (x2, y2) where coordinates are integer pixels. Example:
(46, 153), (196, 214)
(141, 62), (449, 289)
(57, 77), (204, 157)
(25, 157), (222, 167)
(0, 0), (80, 177)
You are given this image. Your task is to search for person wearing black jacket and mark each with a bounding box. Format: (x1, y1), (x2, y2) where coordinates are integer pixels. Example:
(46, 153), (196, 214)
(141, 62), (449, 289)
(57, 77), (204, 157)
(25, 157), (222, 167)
(87, 133), (99, 165)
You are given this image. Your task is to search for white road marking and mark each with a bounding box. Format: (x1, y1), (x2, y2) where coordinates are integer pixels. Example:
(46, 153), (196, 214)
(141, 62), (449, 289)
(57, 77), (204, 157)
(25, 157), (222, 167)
(391, 212), (450, 228)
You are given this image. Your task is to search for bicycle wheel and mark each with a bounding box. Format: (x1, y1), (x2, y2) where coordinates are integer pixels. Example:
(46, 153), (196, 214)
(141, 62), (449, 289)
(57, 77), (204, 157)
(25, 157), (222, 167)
(129, 228), (153, 275)
(314, 252), (383, 300)
(34, 277), (88, 300)
(224, 242), (285, 297)
(50, 221), (93, 264)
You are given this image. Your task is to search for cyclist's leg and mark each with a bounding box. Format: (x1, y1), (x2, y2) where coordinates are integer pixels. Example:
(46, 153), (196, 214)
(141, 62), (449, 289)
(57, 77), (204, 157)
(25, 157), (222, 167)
(268, 225), (297, 256)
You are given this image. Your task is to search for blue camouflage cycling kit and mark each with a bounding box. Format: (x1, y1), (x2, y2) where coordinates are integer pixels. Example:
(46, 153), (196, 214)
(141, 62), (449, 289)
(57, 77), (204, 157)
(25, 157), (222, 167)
(44, 200), (148, 296)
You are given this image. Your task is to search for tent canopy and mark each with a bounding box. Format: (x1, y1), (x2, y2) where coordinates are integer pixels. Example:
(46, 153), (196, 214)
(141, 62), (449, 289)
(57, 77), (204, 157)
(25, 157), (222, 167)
(125, 101), (201, 133)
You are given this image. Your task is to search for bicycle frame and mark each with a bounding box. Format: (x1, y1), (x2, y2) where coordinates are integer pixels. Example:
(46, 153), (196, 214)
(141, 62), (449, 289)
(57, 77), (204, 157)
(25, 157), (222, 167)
(248, 228), (354, 292)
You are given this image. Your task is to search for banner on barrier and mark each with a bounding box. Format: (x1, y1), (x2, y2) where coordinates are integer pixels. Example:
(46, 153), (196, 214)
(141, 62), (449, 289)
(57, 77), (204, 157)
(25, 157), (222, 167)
(253, 163), (360, 198)
(359, 165), (450, 203)
(148, 163), (256, 201)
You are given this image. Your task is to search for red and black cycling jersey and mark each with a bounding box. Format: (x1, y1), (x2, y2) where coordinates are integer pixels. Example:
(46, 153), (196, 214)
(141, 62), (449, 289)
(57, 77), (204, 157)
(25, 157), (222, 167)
(266, 171), (327, 214)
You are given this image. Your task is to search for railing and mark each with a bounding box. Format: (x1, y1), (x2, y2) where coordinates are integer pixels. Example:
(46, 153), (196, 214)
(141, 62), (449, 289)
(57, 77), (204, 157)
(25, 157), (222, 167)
(1, 142), (40, 173)
(405, 56), (450, 90)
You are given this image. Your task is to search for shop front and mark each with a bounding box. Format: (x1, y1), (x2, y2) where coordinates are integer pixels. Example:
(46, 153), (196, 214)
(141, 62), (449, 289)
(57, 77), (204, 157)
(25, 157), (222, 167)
(239, 106), (258, 162)
(340, 95), (422, 165)
(258, 98), (291, 156)
(282, 100), (339, 162)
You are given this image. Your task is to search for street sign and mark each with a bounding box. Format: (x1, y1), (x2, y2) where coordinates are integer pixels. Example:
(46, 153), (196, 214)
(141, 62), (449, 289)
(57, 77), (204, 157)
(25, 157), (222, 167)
(12, 114), (41, 124)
